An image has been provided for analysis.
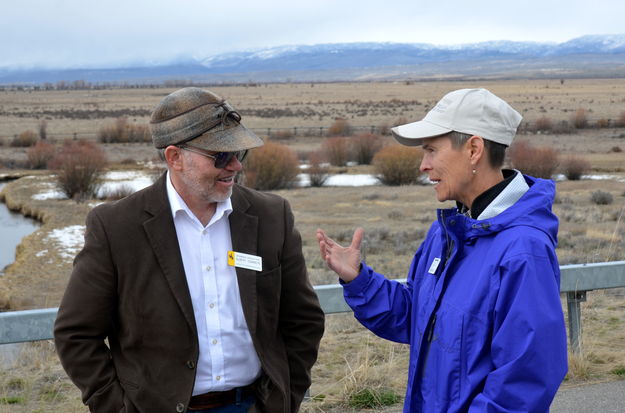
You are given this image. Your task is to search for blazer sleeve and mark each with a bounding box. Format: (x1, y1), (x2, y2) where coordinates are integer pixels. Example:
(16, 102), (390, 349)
(277, 199), (325, 412)
(54, 207), (128, 412)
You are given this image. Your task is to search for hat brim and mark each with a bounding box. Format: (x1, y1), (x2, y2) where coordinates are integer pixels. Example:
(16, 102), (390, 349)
(391, 120), (451, 146)
(189, 123), (264, 152)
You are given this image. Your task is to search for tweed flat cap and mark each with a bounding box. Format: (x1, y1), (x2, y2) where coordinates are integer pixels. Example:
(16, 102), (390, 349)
(149, 87), (264, 152)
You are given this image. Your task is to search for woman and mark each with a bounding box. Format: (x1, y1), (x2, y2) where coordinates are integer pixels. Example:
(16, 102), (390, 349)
(317, 88), (568, 413)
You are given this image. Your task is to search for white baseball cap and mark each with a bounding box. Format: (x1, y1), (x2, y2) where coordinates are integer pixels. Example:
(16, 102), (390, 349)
(391, 88), (522, 147)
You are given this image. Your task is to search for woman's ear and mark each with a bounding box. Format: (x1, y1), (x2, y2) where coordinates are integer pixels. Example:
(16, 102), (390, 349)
(467, 135), (485, 166)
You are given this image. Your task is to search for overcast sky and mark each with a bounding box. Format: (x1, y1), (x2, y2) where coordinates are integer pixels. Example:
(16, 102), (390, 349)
(3, 0), (624, 70)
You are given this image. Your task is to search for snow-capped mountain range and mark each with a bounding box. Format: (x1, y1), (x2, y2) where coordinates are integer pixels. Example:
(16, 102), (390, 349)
(3, 34), (625, 85)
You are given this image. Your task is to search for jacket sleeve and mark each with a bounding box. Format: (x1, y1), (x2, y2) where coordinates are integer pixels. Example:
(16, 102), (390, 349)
(341, 245), (425, 344)
(469, 251), (568, 412)
(277, 199), (325, 412)
(53, 208), (129, 412)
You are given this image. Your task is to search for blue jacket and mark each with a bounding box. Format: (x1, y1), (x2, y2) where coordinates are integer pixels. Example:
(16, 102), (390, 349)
(343, 176), (568, 412)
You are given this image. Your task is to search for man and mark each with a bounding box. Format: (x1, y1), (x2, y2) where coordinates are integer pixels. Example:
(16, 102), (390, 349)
(317, 88), (567, 412)
(55, 87), (325, 413)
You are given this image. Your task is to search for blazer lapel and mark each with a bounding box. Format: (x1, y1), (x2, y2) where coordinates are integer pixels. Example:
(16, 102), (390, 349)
(142, 174), (197, 334)
(230, 186), (258, 334)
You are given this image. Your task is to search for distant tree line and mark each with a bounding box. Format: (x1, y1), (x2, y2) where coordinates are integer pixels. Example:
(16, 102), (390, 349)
(0, 79), (267, 91)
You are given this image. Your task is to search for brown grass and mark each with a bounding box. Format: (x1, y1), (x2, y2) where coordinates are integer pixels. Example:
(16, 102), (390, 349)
(4, 78), (625, 141)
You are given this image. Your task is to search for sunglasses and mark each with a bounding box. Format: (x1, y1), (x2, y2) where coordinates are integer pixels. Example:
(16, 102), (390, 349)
(177, 144), (248, 169)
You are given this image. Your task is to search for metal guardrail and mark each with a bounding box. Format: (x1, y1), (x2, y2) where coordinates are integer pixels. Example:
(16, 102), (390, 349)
(1, 261), (624, 354)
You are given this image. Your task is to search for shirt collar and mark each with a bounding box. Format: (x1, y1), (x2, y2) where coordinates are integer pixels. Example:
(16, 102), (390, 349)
(457, 169), (528, 220)
(165, 170), (233, 228)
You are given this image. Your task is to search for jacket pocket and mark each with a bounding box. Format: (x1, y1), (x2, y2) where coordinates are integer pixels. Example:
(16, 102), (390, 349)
(256, 266), (282, 310)
(427, 304), (463, 402)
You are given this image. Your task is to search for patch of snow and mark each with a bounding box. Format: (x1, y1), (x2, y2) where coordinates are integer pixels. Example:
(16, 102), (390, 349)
(46, 225), (85, 261)
(97, 171), (153, 197)
(32, 186), (67, 200)
(35, 249), (48, 257)
(297, 173), (380, 187)
(554, 174), (625, 182)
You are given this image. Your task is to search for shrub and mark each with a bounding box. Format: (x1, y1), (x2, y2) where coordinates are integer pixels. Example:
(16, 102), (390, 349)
(26, 140), (56, 169)
(571, 108), (588, 129)
(617, 112), (625, 127)
(49, 141), (107, 201)
(98, 117), (150, 143)
(508, 140), (559, 179)
(552, 120), (574, 134)
(377, 122), (390, 135)
(610, 146), (622, 153)
(322, 136), (351, 166)
(560, 155), (591, 180)
(590, 190), (613, 205)
(373, 144), (423, 185)
(271, 129), (294, 140)
(307, 151), (329, 187)
(243, 140), (300, 190)
(533, 116), (553, 132)
(350, 133), (383, 165)
(393, 116), (409, 127)
(38, 119), (48, 140)
(596, 118), (610, 128)
(11, 130), (38, 147)
(126, 123), (150, 143)
(328, 118), (352, 136)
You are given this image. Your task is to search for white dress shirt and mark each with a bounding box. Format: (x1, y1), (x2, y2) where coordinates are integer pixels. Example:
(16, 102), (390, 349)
(166, 172), (261, 395)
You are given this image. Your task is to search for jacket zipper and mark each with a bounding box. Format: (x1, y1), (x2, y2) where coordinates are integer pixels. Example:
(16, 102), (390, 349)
(420, 313), (437, 379)
(440, 215), (454, 271)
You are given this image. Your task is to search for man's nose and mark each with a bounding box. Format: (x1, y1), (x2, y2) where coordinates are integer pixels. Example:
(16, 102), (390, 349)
(225, 155), (243, 171)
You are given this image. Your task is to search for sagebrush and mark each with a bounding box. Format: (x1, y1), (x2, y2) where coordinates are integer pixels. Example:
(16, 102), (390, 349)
(243, 140), (300, 190)
(373, 144), (423, 185)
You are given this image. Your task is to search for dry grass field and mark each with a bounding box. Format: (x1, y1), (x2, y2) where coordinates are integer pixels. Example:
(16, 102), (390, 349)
(2, 78), (625, 139)
(1, 79), (624, 412)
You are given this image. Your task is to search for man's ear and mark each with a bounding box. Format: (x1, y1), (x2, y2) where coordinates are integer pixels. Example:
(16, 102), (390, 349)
(164, 146), (184, 170)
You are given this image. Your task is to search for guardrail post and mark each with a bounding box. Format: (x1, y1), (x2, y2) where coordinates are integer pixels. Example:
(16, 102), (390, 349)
(566, 291), (586, 354)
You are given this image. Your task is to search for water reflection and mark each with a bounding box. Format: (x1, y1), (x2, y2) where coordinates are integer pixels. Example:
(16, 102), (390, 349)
(0, 182), (40, 273)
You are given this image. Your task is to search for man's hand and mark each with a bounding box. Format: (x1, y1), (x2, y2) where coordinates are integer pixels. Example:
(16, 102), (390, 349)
(316, 228), (363, 283)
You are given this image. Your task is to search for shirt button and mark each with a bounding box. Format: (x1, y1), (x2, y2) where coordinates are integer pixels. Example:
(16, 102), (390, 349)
(209, 303), (215, 309)
(205, 265), (211, 271)
(176, 402), (185, 412)
(186, 360), (195, 369)
(212, 339), (218, 345)
(216, 376), (221, 381)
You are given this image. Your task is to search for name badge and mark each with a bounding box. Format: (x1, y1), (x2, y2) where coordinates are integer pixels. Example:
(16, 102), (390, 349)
(228, 251), (263, 272)
(428, 257), (441, 274)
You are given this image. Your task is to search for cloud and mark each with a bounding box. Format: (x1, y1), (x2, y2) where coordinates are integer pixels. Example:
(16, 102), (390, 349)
(3, 0), (625, 69)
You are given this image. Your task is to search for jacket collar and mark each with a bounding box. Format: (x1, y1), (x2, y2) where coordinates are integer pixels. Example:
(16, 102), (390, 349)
(229, 185), (259, 333)
(142, 173), (197, 334)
